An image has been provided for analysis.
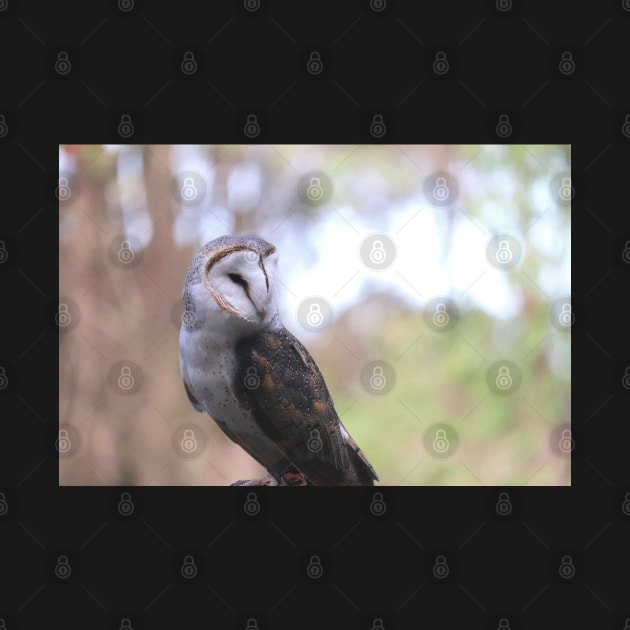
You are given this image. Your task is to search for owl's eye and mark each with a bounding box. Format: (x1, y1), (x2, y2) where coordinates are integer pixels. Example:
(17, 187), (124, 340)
(228, 273), (248, 289)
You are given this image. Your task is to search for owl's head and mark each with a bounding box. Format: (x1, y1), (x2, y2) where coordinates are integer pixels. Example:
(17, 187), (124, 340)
(184, 235), (280, 331)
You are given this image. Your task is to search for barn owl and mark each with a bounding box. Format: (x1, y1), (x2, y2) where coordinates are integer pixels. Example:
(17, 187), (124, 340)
(179, 235), (379, 486)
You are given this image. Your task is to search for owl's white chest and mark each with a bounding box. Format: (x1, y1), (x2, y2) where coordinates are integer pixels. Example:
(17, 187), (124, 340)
(179, 325), (281, 467)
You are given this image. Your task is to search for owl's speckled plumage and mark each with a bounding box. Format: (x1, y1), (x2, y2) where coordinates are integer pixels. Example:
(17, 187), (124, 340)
(179, 234), (378, 486)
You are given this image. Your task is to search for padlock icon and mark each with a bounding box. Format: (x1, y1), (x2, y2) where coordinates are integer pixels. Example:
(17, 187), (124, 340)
(56, 302), (72, 327)
(181, 429), (198, 453)
(496, 366), (512, 390)
(307, 51), (323, 75)
(55, 51), (71, 75)
(432, 554), (449, 579)
(181, 555), (197, 579)
(307, 429), (323, 452)
(57, 176), (72, 201)
(117, 240), (135, 264)
(432, 303), (449, 327)
(371, 619), (385, 630)
(369, 0), (386, 11)
(244, 246), (259, 263)
(433, 176), (449, 201)
(433, 51), (449, 75)
(370, 114), (386, 138)
(244, 492), (260, 516)
(118, 365), (135, 390)
(306, 176), (324, 201)
(558, 554), (575, 579)
(0, 241), (7, 264)
(369, 239), (387, 264)
(244, 114), (260, 138)
(181, 176), (198, 201)
(369, 366), (386, 390)
(558, 303), (573, 327)
(622, 114), (630, 139)
(0, 366), (8, 390)
(624, 619), (630, 630)
(306, 554), (323, 579)
(180, 51), (197, 75)
(495, 491), (512, 516)
(245, 619), (259, 630)
(623, 367), (630, 390)
(558, 51), (575, 75)
(0, 114), (8, 138)
(56, 428), (72, 454)
(306, 303), (324, 327)
(244, 0), (261, 11)
(621, 241), (630, 264)
(496, 114), (512, 138)
(621, 492), (630, 516)
(182, 304), (196, 327)
(558, 176), (573, 202)
(0, 492), (8, 516)
(496, 0), (512, 12)
(55, 554), (72, 579)
(118, 114), (134, 138)
(369, 492), (386, 516)
(432, 429), (449, 453)
(119, 618), (133, 630)
(558, 428), (573, 453)
(244, 366), (260, 389)
(118, 491), (134, 516)
(495, 240), (513, 264)
(118, 0), (134, 12)
(497, 618), (511, 630)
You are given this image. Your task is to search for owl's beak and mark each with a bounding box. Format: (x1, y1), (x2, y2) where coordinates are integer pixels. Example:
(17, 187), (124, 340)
(247, 290), (267, 322)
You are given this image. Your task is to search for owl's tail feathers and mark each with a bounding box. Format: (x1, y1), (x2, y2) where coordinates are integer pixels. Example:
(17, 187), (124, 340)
(345, 434), (380, 486)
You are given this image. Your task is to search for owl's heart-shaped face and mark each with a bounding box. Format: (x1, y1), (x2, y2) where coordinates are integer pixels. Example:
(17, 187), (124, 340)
(204, 245), (279, 326)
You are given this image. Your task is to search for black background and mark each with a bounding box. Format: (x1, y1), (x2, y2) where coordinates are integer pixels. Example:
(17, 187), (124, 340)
(1, 0), (629, 628)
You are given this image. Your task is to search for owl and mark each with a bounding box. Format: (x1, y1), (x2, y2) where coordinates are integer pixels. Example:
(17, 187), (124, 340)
(179, 235), (379, 486)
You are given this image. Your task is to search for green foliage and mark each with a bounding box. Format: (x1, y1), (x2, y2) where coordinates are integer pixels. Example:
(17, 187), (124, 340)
(325, 306), (570, 486)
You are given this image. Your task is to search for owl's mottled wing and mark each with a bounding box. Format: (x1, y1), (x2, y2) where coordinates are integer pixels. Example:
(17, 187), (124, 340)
(233, 326), (378, 486)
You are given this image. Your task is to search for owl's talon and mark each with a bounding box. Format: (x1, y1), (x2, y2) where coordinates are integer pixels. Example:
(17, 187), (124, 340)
(280, 472), (308, 485)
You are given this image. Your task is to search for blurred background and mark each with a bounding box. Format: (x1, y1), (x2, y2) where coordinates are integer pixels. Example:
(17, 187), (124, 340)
(58, 144), (571, 486)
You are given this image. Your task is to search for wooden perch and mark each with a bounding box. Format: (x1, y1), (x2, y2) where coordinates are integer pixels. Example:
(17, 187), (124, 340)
(230, 472), (308, 486)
